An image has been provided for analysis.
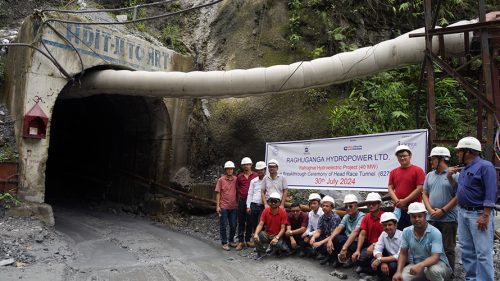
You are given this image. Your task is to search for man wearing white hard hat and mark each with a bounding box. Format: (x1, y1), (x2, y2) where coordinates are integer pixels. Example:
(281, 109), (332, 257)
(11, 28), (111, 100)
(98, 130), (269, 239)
(372, 212), (402, 281)
(300, 193), (324, 257)
(388, 144), (426, 230)
(246, 161), (267, 246)
(215, 161), (239, 251)
(261, 159), (288, 209)
(253, 192), (291, 258)
(452, 136), (497, 281)
(393, 202), (452, 281)
(331, 194), (365, 268)
(235, 157), (258, 251)
(352, 192), (384, 276)
(421, 147), (458, 271)
(309, 195), (341, 265)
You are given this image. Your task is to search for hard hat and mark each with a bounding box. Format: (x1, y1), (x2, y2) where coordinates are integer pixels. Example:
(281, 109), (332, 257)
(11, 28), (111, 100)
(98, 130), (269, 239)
(269, 192), (281, 200)
(255, 161), (266, 170)
(343, 194), (358, 204)
(429, 147), (451, 158)
(365, 192), (382, 202)
(241, 157), (253, 165)
(407, 202), (427, 214)
(395, 145), (412, 155)
(308, 193), (322, 201)
(268, 159), (279, 166)
(224, 161), (235, 169)
(321, 195), (335, 205)
(455, 136), (481, 152)
(380, 212), (398, 223)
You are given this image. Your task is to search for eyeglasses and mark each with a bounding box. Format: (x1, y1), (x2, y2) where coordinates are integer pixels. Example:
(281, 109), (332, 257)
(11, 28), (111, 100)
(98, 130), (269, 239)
(269, 199), (280, 204)
(345, 204), (356, 209)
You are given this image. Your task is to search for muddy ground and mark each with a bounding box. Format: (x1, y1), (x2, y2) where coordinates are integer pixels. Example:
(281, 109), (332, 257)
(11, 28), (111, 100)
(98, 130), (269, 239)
(1, 202), (500, 281)
(0, 204), (359, 281)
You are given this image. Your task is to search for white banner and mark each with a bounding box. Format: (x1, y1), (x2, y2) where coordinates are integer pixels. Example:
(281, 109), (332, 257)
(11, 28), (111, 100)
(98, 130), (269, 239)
(265, 129), (428, 191)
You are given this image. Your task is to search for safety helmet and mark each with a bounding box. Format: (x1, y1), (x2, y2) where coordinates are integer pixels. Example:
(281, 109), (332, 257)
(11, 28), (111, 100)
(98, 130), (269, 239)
(269, 192), (281, 200)
(268, 159), (279, 166)
(429, 146), (451, 159)
(224, 161), (235, 169)
(308, 193), (322, 202)
(407, 202), (427, 214)
(241, 157), (253, 165)
(455, 136), (481, 152)
(365, 192), (382, 202)
(380, 212), (398, 223)
(343, 194), (358, 204)
(255, 161), (266, 170)
(395, 145), (412, 155)
(320, 195), (335, 205)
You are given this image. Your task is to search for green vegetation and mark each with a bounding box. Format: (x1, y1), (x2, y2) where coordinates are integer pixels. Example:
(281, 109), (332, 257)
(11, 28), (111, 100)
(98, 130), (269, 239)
(329, 66), (474, 139)
(283, 0), (491, 140)
(0, 144), (18, 162)
(0, 190), (20, 210)
(161, 24), (188, 54)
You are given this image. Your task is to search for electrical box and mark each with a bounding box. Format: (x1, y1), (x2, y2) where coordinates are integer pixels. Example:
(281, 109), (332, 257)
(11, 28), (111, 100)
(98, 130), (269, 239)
(23, 103), (48, 139)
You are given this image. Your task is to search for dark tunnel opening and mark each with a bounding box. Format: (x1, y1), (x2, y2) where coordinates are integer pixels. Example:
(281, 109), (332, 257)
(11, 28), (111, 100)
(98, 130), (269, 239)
(45, 94), (172, 206)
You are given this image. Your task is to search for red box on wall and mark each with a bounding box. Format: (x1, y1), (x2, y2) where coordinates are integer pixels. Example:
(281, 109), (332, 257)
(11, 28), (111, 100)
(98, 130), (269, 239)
(23, 103), (48, 139)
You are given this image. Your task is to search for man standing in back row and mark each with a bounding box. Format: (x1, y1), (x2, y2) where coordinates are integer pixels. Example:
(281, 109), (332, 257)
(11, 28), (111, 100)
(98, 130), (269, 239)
(215, 161), (239, 251)
(261, 159), (288, 209)
(452, 137), (497, 281)
(388, 144), (426, 230)
(422, 147), (458, 271)
(236, 157), (257, 251)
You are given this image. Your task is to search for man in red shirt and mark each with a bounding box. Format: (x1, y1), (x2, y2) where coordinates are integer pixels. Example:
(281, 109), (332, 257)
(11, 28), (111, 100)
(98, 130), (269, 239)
(215, 161), (238, 251)
(236, 157), (257, 251)
(388, 145), (425, 230)
(254, 192), (290, 258)
(352, 192), (384, 276)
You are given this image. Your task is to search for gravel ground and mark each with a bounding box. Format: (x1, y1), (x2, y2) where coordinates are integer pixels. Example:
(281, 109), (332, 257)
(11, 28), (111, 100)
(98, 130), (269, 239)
(1, 203), (499, 280)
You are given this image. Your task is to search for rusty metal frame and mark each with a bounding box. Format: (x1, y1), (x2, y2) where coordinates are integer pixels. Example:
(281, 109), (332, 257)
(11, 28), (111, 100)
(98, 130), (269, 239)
(414, 0), (499, 165)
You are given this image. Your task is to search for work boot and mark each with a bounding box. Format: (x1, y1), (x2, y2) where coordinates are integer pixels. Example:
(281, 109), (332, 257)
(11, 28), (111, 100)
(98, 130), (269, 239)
(355, 265), (364, 274)
(235, 242), (244, 251)
(331, 259), (339, 268)
(319, 256), (330, 265)
(246, 241), (255, 248)
(229, 241), (238, 248)
(222, 244), (230, 251)
(342, 258), (354, 268)
(316, 254), (327, 260)
(298, 250), (307, 258)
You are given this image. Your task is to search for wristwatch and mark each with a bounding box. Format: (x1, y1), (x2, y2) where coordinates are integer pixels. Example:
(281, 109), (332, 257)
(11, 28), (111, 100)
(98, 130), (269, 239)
(377, 257), (382, 263)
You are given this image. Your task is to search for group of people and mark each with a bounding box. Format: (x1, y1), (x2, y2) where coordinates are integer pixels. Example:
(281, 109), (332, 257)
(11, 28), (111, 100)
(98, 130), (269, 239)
(214, 136), (497, 281)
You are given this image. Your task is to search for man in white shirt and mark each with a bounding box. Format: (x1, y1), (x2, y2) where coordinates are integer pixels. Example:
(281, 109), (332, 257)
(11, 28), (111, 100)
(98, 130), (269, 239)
(246, 161), (266, 247)
(371, 212), (402, 281)
(300, 193), (324, 257)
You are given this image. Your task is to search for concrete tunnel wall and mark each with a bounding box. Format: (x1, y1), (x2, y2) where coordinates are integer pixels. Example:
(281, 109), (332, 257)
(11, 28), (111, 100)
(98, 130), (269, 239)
(1, 14), (195, 206)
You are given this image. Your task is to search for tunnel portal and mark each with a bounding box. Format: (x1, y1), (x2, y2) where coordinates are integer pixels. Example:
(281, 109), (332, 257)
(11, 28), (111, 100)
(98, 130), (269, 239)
(45, 94), (172, 205)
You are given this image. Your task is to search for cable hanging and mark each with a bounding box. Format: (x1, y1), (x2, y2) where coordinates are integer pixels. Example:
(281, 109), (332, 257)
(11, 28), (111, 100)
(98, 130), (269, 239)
(42, 0), (223, 26)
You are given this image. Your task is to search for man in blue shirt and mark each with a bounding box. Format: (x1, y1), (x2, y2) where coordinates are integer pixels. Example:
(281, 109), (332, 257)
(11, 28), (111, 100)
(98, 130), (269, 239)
(393, 202), (451, 281)
(452, 136), (497, 281)
(422, 147), (458, 271)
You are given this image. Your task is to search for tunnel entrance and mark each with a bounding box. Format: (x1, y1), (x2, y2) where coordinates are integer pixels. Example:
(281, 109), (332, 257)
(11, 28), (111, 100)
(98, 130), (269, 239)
(45, 94), (172, 206)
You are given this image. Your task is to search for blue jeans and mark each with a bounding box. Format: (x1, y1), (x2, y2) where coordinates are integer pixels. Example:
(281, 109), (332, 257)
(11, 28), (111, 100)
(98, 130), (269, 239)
(458, 207), (495, 281)
(219, 208), (237, 245)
